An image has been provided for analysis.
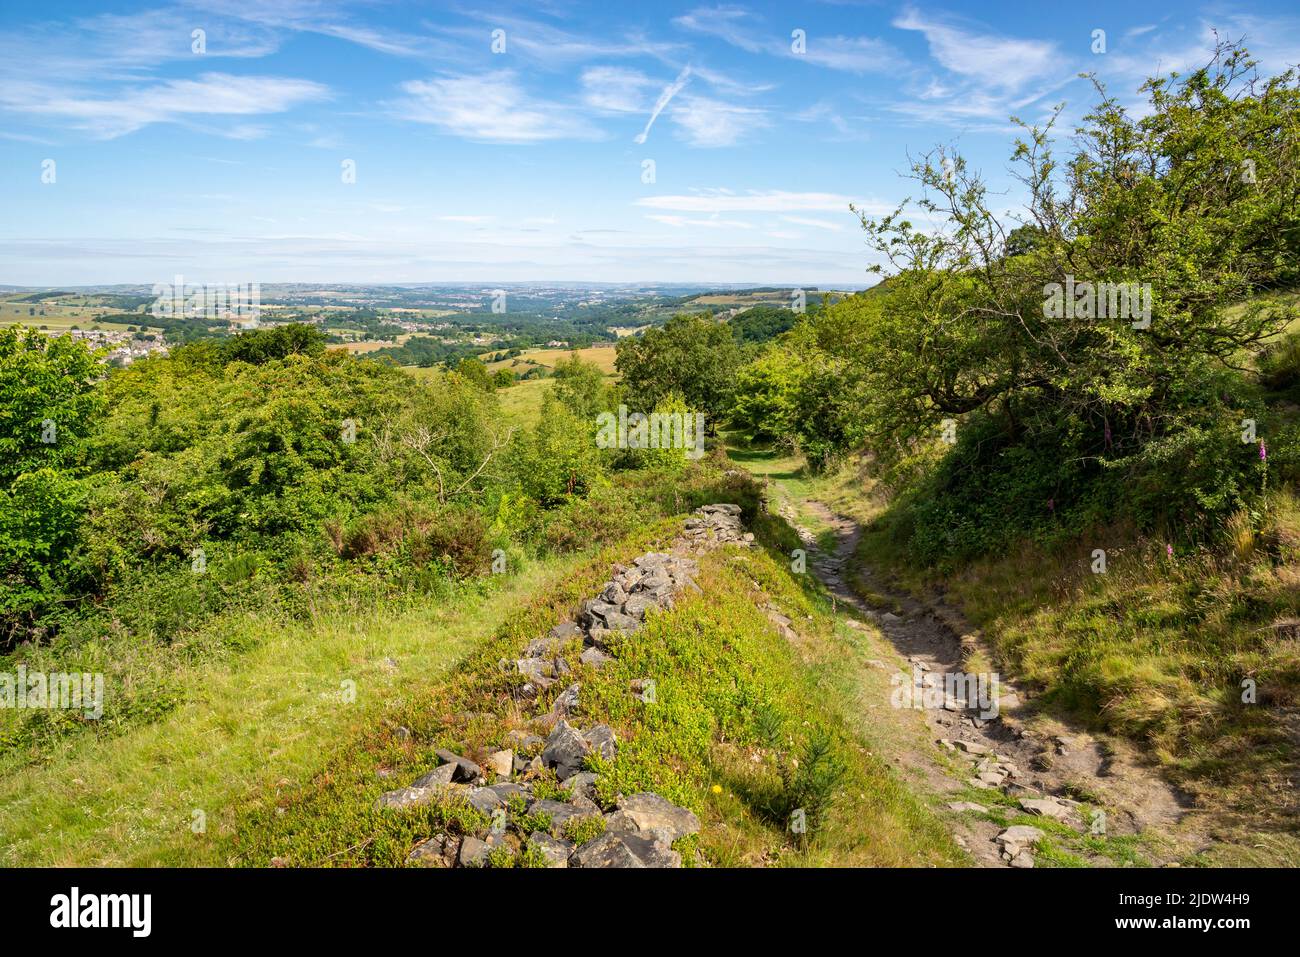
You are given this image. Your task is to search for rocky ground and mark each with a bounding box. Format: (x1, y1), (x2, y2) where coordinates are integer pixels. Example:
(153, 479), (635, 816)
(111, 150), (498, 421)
(373, 504), (753, 868)
(783, 499), (1196, 868)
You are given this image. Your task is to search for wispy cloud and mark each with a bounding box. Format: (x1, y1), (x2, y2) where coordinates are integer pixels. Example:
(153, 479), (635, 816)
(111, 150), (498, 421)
(391, 71), (600, 143)
(886, 6), (1071, 129)
(208, 0), (440, 58)
(781, 215), (845, 231)
(668, 95), (768, 146)
(645, 214), (753, 229)
(674, 4), (903, 73)
(893, 6), (1059, 92)
(2, 72), (329, 138)
(581, 66), (657, 113)
(636, 66), (693, 144)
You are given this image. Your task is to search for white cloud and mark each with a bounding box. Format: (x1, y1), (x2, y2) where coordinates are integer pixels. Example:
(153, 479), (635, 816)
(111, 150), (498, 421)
(668, 95), (767, 147)
(3, 72), (329, 138)
(885, 7), (1073, 129)
(645, 214), (753, 229)
(781, 215), (845, 231)
(892, 7), (1060, 92)
(635, 66), (693, 144)
(581, 66), (656, 113)
(208, 0), (438, 58)
(674, 4), (903, 73)
(392, 72), (600, 143)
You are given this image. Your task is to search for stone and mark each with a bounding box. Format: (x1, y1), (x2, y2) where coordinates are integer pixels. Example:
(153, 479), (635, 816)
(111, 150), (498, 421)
(954, 740), (990, 755)
(1019, 798), (1076, 822)
(580, 646), (614, 669)
(434, 749), (482, 783)
(485, 750), (514, 779)
(586, 600), (620, 623)
(527, 832), (574, 867)
(457, 836), (491, 868)
(605, 792), (699, 843)
(522, 635), (562, 658)
(584, 724), (618, 762)
(541, 720), (590, 781)
(570, 830), (680, 868)
(996, 825), (1044, 849)
(466, 787), (504, 813)
(563, 771), (599, 802)
(622, 595), (657, 620)
(487, 782), (529, 802)
(530, 799), (599, 835)
(639, 569), (671, 592)
(375, 786), (438, 811)
(551, 683), (580, 719)
(513, 658), (556, 686)
(550, 621), (582, 642)
(585, 626), (614, 649)
(602, 612), (641, 633)
(947, 801), (986, 813)
(407, 834), (460, 867)
(601, 582), (628, 604)
(412, 762), (457, 789)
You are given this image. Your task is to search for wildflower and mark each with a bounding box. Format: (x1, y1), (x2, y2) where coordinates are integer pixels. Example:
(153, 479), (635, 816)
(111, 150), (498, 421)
(711, 784), (722, 795)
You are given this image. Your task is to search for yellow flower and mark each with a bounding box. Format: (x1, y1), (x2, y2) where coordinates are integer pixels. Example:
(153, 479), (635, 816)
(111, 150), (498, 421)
(711, 784), (722, 795)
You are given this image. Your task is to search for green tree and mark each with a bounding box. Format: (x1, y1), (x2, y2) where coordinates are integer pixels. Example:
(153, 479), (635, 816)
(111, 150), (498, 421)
(220, 323), (326, 365)
(552, 351), (612, 420)
(454, 356), (493, 391)
(0, 326), (103, 486)
(615, 314), (741, 426)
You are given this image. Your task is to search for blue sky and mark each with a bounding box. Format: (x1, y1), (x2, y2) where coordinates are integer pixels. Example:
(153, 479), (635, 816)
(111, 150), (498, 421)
(2, 0), (1298, 286)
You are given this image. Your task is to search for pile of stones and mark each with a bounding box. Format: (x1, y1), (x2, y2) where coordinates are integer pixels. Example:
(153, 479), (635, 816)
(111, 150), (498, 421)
(373, 504), (750, 868)
(941, 739), (1086, 868)
(682, 503), (753, 549)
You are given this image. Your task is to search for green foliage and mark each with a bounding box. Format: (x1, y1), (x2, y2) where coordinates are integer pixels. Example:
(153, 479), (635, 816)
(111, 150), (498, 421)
(756, 41), (1300, 553)
(507, 394), (601, 506)
(218, 324), (326, 365)
(0, 328), (103, 641)
(559, 813), (605, 845)
(728, 323), (867, 471)
(0, 326), (103, 486)
(615, 314), (742, 425)
(551, 352), (612, 420)
(454, 356), (493, 391)
(729, 304), (797, 343)
(1258, 331), (1300, 396)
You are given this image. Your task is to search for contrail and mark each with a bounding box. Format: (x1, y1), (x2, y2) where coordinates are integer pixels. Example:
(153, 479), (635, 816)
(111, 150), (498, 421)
(634, 65), (692, 144)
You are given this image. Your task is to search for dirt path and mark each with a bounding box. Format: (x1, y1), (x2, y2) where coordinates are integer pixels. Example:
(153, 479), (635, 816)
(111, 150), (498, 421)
(783, 498), (1199, 867)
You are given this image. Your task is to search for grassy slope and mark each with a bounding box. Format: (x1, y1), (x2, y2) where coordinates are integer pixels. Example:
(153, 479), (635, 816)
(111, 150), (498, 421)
(479, 345), (619, 375)
(873, 519), (1300, 866)
(757, 436), (1300, 866)
(224, 515), (960, 867)
(0, 555), (592, 866)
